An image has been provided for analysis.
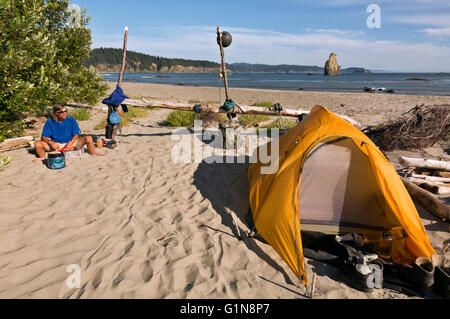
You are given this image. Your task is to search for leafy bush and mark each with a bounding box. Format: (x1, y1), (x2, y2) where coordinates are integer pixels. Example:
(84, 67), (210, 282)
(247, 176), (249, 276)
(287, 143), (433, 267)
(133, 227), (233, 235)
(0, 0), (107, 142)
(238, 114), (272, 126)
(94, 119), (108, 131)
(121, 107), (150, 126)
(162, 110), (197, 127)
(251, 101), (273, 108)
(70, 108), (91, 121)
(188, 99), (220, 105)
(94, 107), (150, 130)
(262, 119), (298, 130)
(0, 155), (12, 171)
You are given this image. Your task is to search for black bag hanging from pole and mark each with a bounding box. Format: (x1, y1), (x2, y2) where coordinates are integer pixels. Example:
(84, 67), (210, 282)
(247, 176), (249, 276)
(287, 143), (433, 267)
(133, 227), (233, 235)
(217, 31), (232, 47)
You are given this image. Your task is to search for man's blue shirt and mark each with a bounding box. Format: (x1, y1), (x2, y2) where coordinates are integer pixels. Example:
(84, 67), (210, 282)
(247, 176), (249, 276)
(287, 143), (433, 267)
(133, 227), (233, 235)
(41, 117), (81, 143)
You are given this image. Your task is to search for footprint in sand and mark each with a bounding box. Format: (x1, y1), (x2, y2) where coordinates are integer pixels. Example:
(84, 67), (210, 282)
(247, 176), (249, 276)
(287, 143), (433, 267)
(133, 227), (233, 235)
(91, 267), (104, 289)
(140, 261), (153, 282)
(184, 264), (200, 292)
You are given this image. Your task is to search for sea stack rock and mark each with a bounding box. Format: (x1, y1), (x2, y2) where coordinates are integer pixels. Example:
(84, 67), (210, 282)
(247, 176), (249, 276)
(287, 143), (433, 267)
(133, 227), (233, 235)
(324, 52), (341, 76)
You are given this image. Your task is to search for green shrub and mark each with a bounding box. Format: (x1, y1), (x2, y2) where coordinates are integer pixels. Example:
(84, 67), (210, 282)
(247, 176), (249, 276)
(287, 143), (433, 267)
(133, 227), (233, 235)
(70, 108), (91, 121)
(162, 110), (197, 127)
(236, 101), (275, 127)
(0, 0), (107, 142)
(0, 155), (12, 171)
(262, 119), (298, 130)
(188, 99), (220, 105)
(251, 101), (274, 108)
(238, 114), (272, 126)
(94, 107), (150, 130)
(121, 107), (150, 126)
(94, 119), (108, 131)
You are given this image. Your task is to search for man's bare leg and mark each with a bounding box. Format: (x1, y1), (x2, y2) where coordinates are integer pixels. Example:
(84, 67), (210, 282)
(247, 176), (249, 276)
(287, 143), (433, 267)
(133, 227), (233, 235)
(77, 136), (104, 156)
(33, 140), (51, 161)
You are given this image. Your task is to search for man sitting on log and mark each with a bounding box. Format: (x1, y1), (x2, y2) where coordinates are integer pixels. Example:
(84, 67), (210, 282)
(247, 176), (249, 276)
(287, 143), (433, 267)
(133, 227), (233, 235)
(33, 104), (104, 161)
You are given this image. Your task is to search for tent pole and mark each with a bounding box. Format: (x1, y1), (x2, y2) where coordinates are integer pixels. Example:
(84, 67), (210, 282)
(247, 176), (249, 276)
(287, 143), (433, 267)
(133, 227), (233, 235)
(293, 207), (304, 287)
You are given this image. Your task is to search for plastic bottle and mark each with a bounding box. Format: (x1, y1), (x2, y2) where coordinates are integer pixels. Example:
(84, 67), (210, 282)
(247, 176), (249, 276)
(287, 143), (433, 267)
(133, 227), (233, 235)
(378, 232), (393, 260)
(96, 137), (103, 149)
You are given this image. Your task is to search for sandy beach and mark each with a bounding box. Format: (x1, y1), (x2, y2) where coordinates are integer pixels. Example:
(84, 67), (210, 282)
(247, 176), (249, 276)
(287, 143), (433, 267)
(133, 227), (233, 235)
(0, 82), (449, 299)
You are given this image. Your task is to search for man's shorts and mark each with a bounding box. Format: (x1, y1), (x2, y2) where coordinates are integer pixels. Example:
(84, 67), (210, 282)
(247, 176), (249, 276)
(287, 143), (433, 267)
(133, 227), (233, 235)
(52, 139), (79, 150)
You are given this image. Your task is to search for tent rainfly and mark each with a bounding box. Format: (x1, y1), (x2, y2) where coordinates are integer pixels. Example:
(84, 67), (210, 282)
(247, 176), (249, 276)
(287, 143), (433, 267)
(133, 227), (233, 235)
(248, 105), (436, 285)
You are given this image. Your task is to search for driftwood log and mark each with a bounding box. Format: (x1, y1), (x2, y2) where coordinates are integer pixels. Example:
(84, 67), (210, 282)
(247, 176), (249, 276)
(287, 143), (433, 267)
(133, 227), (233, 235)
(0, 136), (34, 152)
(122, 99), (362, 129)
(401, 177), (450, 221)
(411, 174), (450, 183)
(400, 156), (450, 171)
(406, 177), (450, 195)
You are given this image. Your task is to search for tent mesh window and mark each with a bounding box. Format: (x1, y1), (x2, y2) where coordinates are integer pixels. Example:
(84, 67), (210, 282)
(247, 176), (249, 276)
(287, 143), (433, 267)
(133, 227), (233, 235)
(298, 136), (401, 234)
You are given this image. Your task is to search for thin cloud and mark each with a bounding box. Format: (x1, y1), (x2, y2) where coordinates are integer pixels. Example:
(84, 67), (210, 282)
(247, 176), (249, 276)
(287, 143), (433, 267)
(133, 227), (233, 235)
(420, 27), (450, 37)
(393, 14), (450, 28)
(306, 28), (365, 37)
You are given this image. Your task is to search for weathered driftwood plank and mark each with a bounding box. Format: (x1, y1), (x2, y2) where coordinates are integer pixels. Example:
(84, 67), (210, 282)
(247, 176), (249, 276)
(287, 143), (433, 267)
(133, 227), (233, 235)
(406, 177), (450, 195)
(437, 171), (450, 178)
(0, 136), (34, 152)
(401, 177), (450, 221)
(411, 174), (450, 183)
(400, 156), (450, 171)
(252, 118), (277, 128)
(123, 99), (362, 128)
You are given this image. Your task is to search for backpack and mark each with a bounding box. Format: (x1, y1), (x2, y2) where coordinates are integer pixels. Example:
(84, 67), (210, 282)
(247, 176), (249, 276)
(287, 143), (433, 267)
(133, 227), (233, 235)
(109, 111), (121, 125)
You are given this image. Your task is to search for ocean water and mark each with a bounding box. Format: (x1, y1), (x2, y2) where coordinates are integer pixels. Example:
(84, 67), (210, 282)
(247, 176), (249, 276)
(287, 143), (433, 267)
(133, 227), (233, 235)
(101, 72), (450, 96)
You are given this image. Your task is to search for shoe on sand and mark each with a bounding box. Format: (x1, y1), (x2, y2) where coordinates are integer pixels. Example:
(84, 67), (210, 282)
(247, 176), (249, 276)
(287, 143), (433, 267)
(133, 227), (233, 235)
(105, 141), (117, 149)
(395, 257), (434, 296)
(338, 259), (383, 293)
(432, 254), (450, 299)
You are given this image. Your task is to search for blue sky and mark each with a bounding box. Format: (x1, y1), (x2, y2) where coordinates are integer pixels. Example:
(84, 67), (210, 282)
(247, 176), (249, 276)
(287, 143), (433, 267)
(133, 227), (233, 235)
(70, 0), (450, 72)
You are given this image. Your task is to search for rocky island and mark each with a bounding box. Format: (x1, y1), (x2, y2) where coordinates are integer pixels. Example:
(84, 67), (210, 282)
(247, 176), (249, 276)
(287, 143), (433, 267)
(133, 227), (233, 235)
(324, 52), (341, 76)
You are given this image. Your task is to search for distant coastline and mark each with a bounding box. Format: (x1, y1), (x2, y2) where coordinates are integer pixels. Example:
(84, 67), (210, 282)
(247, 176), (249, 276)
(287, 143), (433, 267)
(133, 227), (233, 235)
(87, 47), (371, 74)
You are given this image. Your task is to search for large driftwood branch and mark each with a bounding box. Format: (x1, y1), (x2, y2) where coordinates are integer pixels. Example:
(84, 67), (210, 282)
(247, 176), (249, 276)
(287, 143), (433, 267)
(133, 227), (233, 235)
(0, 136), (34, 152)
(123, 98), (362, 128)
(400, 156), (450, 171)
(406, 177), (450, 195)
(401, 177), (450, 221)
(411, 174), (450, 183)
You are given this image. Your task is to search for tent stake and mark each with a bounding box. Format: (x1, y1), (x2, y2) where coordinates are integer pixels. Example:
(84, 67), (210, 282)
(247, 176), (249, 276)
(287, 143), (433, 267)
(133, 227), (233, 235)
(310, 272), (317, 299)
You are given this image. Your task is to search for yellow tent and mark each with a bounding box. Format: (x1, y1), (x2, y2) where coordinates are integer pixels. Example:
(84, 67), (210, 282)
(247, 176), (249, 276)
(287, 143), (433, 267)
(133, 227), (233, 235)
(248, 105), (436, 285)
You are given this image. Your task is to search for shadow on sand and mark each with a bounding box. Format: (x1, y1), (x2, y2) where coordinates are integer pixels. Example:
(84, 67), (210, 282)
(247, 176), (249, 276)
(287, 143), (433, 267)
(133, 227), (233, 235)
(193, 156), (296, 286)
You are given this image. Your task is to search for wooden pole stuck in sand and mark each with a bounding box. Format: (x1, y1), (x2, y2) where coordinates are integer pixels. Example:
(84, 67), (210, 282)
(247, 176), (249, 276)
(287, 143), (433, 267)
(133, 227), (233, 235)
(217, 26), (229, 100)
(310, 272), (317, 299)
(118, 26), (128, 86)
